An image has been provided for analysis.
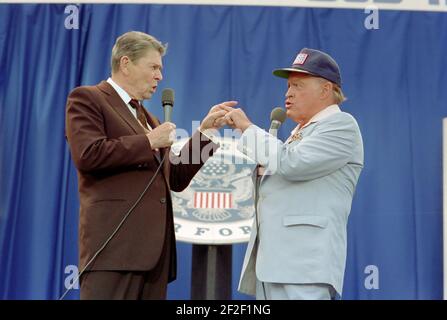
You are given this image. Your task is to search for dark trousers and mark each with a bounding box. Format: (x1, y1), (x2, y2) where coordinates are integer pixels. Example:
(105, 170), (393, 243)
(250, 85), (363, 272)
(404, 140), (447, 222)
(80, 229), (172, 300)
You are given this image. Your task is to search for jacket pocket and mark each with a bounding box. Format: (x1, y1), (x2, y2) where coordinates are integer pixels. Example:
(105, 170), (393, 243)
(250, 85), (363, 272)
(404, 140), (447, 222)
(282, 215), (328, 228)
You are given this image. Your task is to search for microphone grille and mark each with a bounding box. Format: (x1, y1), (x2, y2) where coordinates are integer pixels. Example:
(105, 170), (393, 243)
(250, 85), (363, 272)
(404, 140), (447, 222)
(162, 88), (175, 106)
(270, 107), (287, 123)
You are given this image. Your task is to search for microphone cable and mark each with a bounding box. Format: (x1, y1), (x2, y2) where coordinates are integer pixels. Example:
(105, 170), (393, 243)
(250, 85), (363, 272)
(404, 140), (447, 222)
(59, 152), (167, 300)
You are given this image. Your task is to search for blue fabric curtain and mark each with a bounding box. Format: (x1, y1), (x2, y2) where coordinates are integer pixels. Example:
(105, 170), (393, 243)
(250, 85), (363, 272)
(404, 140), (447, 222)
(0, 4), (446, 299)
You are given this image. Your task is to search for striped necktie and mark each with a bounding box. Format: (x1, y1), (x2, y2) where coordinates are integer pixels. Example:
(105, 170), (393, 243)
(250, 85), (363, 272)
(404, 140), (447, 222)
(129, 99), (150, 130)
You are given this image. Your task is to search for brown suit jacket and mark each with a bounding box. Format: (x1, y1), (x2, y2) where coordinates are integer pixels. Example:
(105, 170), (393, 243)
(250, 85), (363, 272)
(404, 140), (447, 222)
(65, 81), (218, 282)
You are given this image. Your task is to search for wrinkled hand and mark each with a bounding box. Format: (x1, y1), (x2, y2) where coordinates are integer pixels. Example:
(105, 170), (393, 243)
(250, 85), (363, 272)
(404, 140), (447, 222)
(199, 101), (238, 131)
(224, 108), (252, 132)
(146, 122), (176, 149)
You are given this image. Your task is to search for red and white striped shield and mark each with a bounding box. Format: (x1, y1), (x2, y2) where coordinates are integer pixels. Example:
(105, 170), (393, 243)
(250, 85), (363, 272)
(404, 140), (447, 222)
(194, 192), (233, 209)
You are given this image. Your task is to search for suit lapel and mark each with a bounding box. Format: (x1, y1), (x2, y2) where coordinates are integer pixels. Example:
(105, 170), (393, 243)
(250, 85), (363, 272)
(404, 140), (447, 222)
(142, 107), (159, 129)
(260, 123), (317, 185)
(141, 107), (166, 164)
(97, 80), (166, 165)
(97, 81), (145, 135)
(142, 112), (172, 186)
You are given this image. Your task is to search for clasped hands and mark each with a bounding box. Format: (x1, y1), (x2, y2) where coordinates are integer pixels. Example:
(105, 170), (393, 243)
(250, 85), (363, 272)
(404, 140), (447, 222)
(199, 100), (252, 132)
(147, 101), (251, 150)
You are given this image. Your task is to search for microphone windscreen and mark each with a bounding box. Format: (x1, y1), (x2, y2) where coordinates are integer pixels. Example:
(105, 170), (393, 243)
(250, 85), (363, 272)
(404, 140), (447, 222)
(270, 107), (287, 123)
(162, 88), (175, 106)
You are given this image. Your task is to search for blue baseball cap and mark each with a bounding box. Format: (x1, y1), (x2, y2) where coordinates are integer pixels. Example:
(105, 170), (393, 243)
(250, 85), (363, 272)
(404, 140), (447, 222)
(273, 48), (342, 87)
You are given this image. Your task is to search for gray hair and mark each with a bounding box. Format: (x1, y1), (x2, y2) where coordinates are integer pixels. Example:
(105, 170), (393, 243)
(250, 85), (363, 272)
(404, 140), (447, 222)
(316, 77), (347, 105)
(111, 31), (167, 74)
(332, 83), (347, 104)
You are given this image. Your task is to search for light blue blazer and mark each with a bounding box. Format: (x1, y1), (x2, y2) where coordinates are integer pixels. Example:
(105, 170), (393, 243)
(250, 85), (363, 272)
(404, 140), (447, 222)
(237, 111), (364, 296)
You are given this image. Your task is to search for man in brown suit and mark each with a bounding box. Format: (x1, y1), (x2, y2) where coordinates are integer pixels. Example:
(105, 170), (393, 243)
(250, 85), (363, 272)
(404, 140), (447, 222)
(65, 31), (235, 299)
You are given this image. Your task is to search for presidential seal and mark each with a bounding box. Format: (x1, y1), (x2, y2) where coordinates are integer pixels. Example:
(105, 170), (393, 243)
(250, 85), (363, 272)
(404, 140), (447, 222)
(171, 136), (256, 244)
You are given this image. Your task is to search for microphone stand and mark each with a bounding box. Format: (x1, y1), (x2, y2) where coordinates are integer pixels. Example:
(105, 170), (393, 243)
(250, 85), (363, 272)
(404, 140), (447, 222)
(190, 244), (232, 300)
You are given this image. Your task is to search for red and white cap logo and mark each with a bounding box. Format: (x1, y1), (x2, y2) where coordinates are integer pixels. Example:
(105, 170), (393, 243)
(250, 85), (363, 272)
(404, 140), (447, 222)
(293, 53), (308, 65)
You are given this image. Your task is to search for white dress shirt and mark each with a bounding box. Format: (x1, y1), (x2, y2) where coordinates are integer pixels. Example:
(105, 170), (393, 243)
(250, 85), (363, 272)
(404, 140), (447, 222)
(106, 77), (153, 130)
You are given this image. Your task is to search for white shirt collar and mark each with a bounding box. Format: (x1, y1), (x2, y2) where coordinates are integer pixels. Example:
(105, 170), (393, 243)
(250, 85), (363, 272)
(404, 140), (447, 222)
(291, 104), (341, 135)
(107, 77), (133, 105)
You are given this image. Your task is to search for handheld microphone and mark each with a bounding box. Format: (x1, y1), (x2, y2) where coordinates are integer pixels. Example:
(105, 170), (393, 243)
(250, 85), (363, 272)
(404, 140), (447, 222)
(161, 88), (174, 123)
(269, 107), (287, 137)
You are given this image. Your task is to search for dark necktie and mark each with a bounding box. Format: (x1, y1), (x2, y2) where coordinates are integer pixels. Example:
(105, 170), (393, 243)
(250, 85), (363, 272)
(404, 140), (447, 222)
(129, 99), (161, 161)
(129, 99), (150, 130)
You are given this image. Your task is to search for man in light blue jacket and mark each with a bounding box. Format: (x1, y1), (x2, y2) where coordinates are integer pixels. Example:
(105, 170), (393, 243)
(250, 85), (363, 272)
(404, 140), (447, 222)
(225, 48), (364, 299)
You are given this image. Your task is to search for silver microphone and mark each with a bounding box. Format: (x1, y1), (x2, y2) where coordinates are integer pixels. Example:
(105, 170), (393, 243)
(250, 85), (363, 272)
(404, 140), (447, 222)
(161, 88), (174, 122)
(269, 107), (287, 136)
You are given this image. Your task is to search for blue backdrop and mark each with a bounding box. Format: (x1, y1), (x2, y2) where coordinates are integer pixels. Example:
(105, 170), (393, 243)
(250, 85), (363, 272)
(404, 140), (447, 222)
(0, 4), (446, 300)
